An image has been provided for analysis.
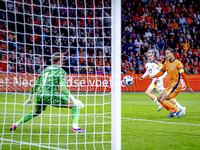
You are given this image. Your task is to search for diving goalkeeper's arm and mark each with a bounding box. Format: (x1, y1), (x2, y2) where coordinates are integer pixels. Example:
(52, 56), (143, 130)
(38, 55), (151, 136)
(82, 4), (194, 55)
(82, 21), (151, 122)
(25, 82), (39, 108)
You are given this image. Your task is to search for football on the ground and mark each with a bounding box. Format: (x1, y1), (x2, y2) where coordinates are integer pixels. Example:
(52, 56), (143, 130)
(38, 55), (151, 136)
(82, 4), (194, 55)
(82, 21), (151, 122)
(123, 76), (133, 87)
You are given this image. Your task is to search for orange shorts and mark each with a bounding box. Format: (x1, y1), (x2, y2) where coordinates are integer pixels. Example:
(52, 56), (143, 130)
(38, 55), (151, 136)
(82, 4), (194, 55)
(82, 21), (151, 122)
(165, 83), (182, 99)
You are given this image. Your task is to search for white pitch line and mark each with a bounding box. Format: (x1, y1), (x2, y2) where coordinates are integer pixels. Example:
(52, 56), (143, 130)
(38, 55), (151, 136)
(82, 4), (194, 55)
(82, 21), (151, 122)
(122, 117), (200, 127)
(0, 138), (67, 150)
(1, 115), (200, 127)
(121, 101), (200, 104)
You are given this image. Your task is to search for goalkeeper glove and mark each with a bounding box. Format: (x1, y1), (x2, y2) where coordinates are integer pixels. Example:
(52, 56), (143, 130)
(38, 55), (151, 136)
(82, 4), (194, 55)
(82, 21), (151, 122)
(25, 94), (34, 108)
(68, 94), (76, 102)
(74, 99), (84, 109)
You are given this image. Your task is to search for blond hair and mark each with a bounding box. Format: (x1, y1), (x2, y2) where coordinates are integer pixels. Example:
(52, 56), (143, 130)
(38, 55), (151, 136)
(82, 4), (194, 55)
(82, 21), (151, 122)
(53, 52), (62, 64)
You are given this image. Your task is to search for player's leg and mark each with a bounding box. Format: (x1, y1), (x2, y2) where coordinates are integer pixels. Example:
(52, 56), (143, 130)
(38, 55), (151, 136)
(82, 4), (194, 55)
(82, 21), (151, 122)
(157, 90), (174, 114)
(9, 95), (46, 130)
(169, 98), (186, 116)
(145, 84), (162, 110)
(158, 86), (182, 118)
(61, 96), (85, 133)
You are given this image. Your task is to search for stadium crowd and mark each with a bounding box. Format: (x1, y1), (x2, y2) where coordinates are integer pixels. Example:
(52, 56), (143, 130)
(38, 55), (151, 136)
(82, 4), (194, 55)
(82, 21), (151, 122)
(121, 0), (200, 74)
(0, 0), (111, 74)
(0, 0), (200, 75)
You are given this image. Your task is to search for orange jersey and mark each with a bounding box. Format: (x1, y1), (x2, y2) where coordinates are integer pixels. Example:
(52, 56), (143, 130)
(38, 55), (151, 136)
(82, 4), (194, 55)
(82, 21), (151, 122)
(162, 59), (183, 87)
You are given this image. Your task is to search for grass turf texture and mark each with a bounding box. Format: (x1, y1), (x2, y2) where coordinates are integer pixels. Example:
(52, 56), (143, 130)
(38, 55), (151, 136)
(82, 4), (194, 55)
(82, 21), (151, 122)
(0, 93), (199, 150)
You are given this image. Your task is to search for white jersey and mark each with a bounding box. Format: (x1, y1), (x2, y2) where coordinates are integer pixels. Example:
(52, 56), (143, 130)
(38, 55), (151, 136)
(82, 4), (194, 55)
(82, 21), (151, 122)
(142, 60), (167, 92)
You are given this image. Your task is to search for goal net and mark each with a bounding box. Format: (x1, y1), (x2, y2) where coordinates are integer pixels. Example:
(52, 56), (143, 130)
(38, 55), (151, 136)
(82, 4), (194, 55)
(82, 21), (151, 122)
(0, 0), (121, 150)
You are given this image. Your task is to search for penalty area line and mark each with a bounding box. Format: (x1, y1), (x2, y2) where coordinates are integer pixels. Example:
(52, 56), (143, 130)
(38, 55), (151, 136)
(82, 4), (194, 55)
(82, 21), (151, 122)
(0, 138), (67, 150)
(122, 117), (200, 127)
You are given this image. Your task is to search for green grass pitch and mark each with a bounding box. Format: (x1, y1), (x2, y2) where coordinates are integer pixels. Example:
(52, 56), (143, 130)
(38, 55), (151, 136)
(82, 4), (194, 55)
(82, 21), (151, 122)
(0, 92), (200, 150)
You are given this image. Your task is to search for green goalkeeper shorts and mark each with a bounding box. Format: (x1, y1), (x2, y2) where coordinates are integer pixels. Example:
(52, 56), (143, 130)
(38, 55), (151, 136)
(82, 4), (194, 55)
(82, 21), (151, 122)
(35, 95), (68, 112)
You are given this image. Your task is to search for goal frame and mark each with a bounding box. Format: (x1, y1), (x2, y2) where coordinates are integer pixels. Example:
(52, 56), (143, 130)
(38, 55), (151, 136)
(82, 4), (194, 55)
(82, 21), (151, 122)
(111, 1), (121, 150)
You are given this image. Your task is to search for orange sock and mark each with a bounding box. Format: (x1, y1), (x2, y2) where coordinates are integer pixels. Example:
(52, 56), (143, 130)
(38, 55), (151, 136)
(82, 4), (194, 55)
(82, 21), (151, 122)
(159, 102), (174, 113)
(163, 101), (180, 112)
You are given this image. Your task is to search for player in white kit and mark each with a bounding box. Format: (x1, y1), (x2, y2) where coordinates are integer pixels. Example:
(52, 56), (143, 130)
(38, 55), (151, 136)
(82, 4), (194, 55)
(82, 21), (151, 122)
(139, 51), (186, 115)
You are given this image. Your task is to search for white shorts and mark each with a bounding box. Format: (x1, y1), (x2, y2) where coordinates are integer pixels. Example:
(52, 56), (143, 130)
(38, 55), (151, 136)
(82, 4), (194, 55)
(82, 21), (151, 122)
(147, 80), (165, 94)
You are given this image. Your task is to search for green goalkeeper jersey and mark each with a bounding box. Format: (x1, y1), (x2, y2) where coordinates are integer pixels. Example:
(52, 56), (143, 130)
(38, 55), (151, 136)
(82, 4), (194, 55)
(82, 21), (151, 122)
(34, 64), (67, 96)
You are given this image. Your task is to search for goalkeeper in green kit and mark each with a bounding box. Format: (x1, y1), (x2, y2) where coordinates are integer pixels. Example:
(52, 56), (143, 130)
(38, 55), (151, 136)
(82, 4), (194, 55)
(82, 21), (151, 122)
(9, 53), (85, 133)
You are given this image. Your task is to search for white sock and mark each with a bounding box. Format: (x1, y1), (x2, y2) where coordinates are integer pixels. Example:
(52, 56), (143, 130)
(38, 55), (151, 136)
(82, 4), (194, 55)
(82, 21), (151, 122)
(73, 123), (78, 128)
(14, 122), (21, 128)
(175, 102), (183, 110)
(154, 97), (160, 105)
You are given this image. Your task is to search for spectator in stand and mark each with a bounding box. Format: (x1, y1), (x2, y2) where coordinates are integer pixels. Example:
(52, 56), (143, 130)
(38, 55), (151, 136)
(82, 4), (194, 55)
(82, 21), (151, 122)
(182, 38), (190, 51)
(76, 48), (86, 66)
(149, 43), (159, 60)
(171, 19), (179, 31)
(184, 62), (191, 74)
(152, 19), (158, 31)
(122, 51), (128, 62)
(105, 65), (111, 74)
(156, 36), (165, 51)
(197, 63), (200, 74)
(125, 24), (133, 35)
(0, 55), (7, 72)
(186, 14), (193, 26)
(125, 39), (135, 54)
(137, 64), (144, 74)
(144, 28), (152, 42)
(193, 63), (199, 74)
(134, 36), (143, 54)
(137, 3), (144, 15)
(179, 14), (186, 26)
(126, 66), (136, 74)
(168, 38), (176, 49)
(135, 56), (142, 66)
(122, 60), (130, 71)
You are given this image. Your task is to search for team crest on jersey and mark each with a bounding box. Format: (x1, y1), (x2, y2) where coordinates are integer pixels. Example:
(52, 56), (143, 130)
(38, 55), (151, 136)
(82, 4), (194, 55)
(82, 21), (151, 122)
(171, 65), (174, 69)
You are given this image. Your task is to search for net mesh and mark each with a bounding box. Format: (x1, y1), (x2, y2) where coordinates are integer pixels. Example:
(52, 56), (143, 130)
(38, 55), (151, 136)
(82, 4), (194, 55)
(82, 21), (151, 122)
(0, 0), (112, 149)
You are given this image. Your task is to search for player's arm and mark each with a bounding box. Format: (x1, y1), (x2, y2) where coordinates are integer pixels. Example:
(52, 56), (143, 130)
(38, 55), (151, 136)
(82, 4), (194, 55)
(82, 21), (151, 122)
(156, 63), (168, 81)
(150, 63), (166, 80)
(139, 64), (148, 81)
(178, 67), (193, 94)
(158, 71), (167, 80)
(25, 75), (41, 108)
(30, 76), (40, 94)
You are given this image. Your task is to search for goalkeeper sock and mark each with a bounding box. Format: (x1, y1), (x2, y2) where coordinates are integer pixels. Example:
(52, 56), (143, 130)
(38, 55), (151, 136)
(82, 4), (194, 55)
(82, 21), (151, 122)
(72, 105), (80, 128)
(17, 111), (39, 126)
(153, 97), (160, 105)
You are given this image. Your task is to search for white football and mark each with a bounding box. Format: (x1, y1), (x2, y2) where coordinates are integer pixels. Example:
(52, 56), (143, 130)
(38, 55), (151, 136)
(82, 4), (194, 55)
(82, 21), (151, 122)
(123, 76), (133, 87)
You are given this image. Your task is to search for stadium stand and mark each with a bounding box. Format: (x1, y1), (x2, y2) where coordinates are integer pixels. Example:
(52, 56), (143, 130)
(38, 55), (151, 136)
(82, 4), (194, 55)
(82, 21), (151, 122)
(121, 0), (200, 74)
(0, 0), (111, 74)
(0, 0), (200, 74)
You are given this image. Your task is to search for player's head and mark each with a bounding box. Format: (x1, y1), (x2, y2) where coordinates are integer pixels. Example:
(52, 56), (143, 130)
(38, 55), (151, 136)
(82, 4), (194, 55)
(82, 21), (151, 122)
(147, 50), (154, 63)
(53, 52), (63, 66)
(166, 48), (175, 61)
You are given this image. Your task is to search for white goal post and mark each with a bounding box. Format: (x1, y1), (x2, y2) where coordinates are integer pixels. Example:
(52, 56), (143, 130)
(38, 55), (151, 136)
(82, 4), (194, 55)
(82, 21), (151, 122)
(111, 0), (121, 150)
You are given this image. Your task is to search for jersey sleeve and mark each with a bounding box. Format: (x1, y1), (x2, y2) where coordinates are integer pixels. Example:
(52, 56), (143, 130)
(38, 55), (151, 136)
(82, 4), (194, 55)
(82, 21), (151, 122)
(160, 61), (167, 72)
(142, 64), (149, 78)
(34, 75), (41, 86)
(176, 61), (184, 73)
(30, 74), (41, 94)
(59, 68), (70, 96)
(158, 71), (167, 81)
(59, 68), (67, 86)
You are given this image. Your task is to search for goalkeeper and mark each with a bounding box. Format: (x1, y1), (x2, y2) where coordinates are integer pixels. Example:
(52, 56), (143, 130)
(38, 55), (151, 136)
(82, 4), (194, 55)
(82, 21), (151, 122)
(9, 53), (85, 133)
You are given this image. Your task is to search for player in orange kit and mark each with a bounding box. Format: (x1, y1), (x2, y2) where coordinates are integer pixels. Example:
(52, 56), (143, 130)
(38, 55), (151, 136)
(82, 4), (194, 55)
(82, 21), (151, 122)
(150, 48), (193, 118)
